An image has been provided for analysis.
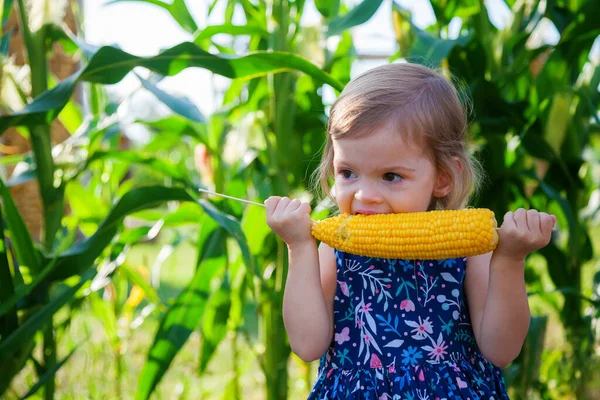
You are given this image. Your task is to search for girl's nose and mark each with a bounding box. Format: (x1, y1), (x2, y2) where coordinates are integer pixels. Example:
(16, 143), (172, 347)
(355, 185), (383, 203)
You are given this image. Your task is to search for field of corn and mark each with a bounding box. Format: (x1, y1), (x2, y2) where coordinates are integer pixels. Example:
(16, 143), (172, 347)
(1, 0), (599, 399)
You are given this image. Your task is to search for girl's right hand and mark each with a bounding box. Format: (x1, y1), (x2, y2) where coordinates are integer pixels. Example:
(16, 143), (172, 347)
(265, 196), (313, 247)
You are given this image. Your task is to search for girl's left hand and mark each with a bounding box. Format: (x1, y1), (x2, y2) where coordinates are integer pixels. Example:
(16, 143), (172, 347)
(494, 208), (556, 262)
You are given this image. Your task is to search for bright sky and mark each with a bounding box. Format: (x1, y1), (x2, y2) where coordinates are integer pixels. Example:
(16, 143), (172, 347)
(81, 0), (558, 120)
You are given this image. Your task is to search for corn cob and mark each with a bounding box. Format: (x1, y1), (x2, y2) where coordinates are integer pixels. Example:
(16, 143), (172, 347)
(311, 209), (498, 260)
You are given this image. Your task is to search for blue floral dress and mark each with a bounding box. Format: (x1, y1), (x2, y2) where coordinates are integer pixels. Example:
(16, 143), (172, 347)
(308, 250), (509, 400)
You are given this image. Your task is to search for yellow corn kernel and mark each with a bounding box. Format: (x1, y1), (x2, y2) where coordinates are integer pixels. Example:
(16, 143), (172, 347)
(311, 209), (498, 260)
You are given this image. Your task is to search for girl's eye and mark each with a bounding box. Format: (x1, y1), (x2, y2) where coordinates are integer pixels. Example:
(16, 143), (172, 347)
(340, 169), (356, 179)
(383, 172), (403, 182)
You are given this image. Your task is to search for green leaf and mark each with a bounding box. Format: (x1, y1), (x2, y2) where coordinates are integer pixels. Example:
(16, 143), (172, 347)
(168, 0), (198, 33)
(65, 181), (109, 223)
(45, 186), (195, 282)
(0, 337), (34, 395)
(0, 153), (26, 167)
(57, 99), (83, 135)
(0, 258), (58, 319)
(89, 292), (119, 345)
(0, 269), (94, 362)
(193, 24), (269, 46)
(162, 203), (205, 227)
(328, 0), (384, 36)
(0, 27), (11, 55)
(314, 0), (340, 18)
(411, 30), (470, 67)
(199, 199), (255, 280)
(45, 187), (254, 287)
(428, 0), (479, 26)
(558, 0), (600, 48)
(1, 0), (13, 29)
(85, 150), (188, 182)
(520, 128), (557, 161)
(0, 43), (342, 132)
(241, 206), (270, 255)
(20, 343), (80, 399)
(45, 24), (80, 55)
(136, 74), (205, 123)
(0, 178), (41, 275)
(0, 204), (18, 337)
(119, 264), (160, 305)
(220, 376), (240, 400)
(135, 216), (226, 400)
(140, 115), (201, 139)
(392, 1), (470, 66)
(198, 269), (231, 374)
(531, 175), (578, 250)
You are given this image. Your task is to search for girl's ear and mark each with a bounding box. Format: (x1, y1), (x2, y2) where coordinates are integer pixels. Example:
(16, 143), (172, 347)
(433, 158), (463, 198)
(432, 170), (453, 198)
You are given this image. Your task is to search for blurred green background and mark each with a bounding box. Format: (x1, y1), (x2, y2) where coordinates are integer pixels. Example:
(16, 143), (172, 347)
(0, 0), (599, 399)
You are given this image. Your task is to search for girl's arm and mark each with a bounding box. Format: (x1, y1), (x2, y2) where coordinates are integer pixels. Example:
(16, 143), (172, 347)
(464, 209), (555, 368)
(265, 197), (337, 362)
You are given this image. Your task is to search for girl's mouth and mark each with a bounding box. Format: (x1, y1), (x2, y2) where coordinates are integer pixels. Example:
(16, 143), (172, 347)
(354, 210), (378, 215)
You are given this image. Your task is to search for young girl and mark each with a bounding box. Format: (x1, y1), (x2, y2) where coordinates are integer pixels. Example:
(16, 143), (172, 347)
(265, 63), (555, 399)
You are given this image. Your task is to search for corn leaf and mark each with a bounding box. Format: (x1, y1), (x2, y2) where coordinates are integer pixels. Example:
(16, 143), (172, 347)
(392, 1), (471, 66)
(45, 187), (255, 286)
(44, 186), (195, 282)
(136, 74), (206, 123)
(136, 216), (227, 400)
(314, 0), (340, 19)
(193, 24), (269, 47)
(198, 273), (231, 374)
(19, 343), (80, 400)
(328, 0), (384, 36)
(0, 43), (343, 133)
(0, 204), (18, 336)
(0, 269), (94, 361)
(199, 199), (255, 281)
(0, 258), (58, 319)
(0, 28), (11, 55)
(119, 264), (160, 305)
(0, 0), (13, 29)
(83, 150), (188, 183)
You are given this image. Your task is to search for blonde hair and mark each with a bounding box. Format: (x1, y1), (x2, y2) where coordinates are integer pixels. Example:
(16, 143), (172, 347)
(315, 62), (482, 210)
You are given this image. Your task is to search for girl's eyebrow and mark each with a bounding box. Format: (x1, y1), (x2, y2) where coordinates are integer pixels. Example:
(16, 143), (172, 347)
(379, 165), (417, 172)
(334, 159), (416, 173)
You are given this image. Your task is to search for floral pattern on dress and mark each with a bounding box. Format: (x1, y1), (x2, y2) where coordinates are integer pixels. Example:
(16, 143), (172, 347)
(308, 250), (509, 400)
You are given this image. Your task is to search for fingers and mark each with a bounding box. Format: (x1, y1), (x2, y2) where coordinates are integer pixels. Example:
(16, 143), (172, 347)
(513, 208), (527, 229)
(517, 209), (555, 237)
(265, 196), (311, 218)
(264, 196), (281, 214)
(526, 209), (540, 235)
(275, 197), (292, 214)
(264, 196), (313, 245)
(539, 212), (555, 242)
(287, 198), (302, 211)
(499, 208), (556, 252)
(502, 211), (516, 230)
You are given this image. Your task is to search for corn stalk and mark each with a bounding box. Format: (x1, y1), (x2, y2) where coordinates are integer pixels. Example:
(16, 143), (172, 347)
(13, 1), (65, 398)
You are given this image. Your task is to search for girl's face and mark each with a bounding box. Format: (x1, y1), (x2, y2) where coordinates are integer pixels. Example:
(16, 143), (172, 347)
(332, 125), (451, 215)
